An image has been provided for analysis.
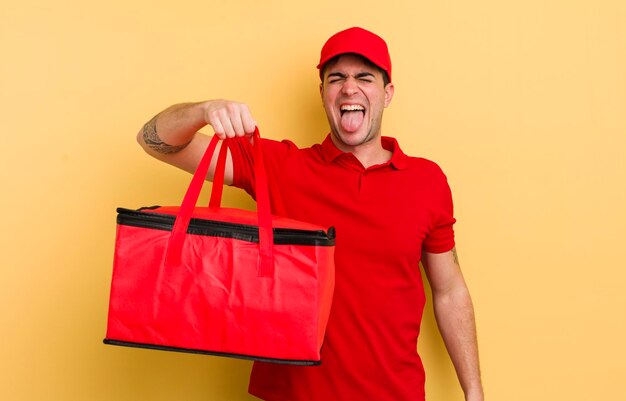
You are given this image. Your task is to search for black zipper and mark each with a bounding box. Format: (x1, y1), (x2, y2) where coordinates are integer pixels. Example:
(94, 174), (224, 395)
(103, 338), (321, 366)
(117, 207), (335, 247)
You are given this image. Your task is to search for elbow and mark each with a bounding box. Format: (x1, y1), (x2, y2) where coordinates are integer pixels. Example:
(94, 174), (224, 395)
(136, 128), (145, 148)
(433, 284), (473, 311)
(136, 127), (152, 155)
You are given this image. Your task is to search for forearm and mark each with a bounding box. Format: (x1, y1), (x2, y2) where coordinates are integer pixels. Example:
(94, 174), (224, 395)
(433, 285), (484, 400)
(137, 102), (209, 155)
(135, 99), (255, 183)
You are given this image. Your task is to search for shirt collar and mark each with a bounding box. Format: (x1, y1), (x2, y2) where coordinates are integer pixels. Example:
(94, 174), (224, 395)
(320, 134), (409, 170)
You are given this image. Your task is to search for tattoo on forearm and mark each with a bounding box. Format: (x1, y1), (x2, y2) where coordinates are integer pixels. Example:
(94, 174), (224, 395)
(452, 247), (460, 266)
(142, 114), (191, 154)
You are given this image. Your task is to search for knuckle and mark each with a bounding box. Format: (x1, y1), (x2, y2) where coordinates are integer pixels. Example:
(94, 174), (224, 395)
(208, 109), (222, 121)
(226, 102), (241, 113)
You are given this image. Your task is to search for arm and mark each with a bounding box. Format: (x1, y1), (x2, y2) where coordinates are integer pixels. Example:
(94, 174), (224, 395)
(136, 100), (256, 184)
(421, 248), (484, 401)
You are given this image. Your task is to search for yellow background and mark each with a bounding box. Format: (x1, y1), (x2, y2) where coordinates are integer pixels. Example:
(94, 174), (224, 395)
(1, 0), (625, 400)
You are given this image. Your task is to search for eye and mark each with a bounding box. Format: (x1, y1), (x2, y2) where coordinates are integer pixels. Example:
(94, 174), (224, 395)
(354, 73), (376, 83)
(326, 73), (347, 84)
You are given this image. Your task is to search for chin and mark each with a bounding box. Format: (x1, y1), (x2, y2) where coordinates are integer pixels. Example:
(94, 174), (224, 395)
(337, 129), (373, 147)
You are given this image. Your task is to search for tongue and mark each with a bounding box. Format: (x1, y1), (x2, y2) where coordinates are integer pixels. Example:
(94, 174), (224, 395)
(341, 111), (364, 132)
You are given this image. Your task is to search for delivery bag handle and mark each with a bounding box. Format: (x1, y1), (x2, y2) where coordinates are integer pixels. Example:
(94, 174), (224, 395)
(164, 127), (275, 277)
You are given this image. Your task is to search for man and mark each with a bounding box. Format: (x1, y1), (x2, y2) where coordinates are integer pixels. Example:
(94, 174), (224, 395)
(138, 27), (484, 401)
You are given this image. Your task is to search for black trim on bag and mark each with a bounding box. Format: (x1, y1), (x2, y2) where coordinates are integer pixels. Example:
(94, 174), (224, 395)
(116, 208), (335, 246)
(137, 205), (161, 211)
(103, 339), (321, 366)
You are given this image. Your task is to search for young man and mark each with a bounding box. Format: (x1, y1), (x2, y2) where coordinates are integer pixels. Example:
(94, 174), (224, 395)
(138, 27), (484, 401)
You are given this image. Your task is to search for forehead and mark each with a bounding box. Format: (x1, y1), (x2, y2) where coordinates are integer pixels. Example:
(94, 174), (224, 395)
(323, 54), (383, 77)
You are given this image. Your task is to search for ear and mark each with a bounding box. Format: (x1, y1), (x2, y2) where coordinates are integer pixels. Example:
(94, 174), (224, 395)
(383, 83), (395, 107)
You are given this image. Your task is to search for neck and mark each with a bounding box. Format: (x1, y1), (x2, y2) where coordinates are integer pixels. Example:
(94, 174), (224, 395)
(330, 133), (392, 169)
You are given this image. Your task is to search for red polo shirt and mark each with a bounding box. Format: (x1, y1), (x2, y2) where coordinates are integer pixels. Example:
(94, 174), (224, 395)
(229, 134), (456, 401)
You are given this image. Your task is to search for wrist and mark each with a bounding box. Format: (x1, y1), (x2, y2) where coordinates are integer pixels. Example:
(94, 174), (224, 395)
(464, 386), (484, 401)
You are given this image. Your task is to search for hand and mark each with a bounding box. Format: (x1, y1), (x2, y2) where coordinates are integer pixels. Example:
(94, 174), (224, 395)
(202, 99), (256, 139)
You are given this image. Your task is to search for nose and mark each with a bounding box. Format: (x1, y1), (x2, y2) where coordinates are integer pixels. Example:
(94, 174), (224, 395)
(341, 77), (359, 96)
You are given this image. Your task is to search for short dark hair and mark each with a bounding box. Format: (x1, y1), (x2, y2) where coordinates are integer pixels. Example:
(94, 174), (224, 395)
(321, 53), (391, 86)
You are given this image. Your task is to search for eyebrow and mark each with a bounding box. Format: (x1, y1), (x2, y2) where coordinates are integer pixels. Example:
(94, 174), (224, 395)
(327, 72), (376, 80)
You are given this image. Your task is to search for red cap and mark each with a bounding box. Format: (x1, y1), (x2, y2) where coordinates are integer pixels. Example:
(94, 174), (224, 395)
(317, 27), (392, 82)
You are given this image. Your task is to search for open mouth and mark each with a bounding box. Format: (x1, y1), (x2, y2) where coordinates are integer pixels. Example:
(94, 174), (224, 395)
(340, 104), (365, 132)
(340, 104), (365, 115)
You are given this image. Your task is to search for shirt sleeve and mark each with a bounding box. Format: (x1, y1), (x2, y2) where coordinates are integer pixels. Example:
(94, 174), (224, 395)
(422, 165), (456, 254)
(228, 136), (295, 205)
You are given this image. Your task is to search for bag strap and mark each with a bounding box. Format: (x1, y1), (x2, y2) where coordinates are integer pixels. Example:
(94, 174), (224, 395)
(250, 131), (275, 277)
(208, 138), (229, 208)
(165, 127), (275, 278)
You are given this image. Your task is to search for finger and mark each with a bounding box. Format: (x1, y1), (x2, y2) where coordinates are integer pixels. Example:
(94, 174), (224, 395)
(239, 104), (257, 135)
(226, 103), (246, 137)
(218, 108), (237, 138)
(209, 115), (226, 139)
(208, 106), (236, 138)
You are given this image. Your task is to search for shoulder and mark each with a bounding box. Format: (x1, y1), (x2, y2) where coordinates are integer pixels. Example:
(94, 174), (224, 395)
(260, 137), (329, 164)
(260, 138), (307, 152)
(407, 155), (444, 172)
(384, 136), (447, 180)
(256, 138), (329, 172)
(404, 155), (449, 184)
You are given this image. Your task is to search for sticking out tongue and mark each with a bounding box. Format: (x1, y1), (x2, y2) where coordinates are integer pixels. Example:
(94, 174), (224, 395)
(341, 111), (365, 132)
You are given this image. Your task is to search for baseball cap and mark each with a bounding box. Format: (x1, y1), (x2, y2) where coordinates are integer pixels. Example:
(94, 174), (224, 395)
(317, 27), (392, 82)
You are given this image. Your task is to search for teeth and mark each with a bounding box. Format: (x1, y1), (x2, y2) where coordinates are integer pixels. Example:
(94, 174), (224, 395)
(341, 105), (364, 112)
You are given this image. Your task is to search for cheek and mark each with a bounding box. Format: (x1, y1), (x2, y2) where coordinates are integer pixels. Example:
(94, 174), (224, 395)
(370, 91), (387, 109)
(322, 92), (338, 112)
(322, 87), (335, 100)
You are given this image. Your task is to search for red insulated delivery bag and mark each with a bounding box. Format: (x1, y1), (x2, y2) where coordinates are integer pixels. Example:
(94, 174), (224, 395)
(104, 129), (335, 365)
